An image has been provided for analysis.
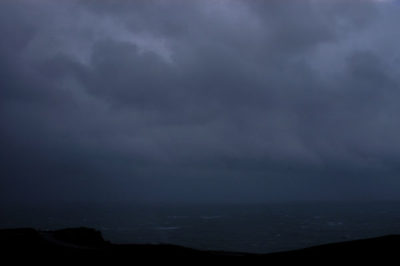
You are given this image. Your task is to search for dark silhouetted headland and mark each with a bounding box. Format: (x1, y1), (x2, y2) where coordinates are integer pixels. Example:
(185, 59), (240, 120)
(1, 227), (399, 259)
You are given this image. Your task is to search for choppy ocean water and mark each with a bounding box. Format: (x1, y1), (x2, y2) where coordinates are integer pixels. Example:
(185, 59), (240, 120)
(2, 201), (400, 253)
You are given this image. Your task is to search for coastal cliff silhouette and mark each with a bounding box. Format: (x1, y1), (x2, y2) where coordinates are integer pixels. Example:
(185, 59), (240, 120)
(1, 227), (399, 259)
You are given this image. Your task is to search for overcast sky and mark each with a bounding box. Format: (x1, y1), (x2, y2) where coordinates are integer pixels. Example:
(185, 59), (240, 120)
(1, 0), (400, 204)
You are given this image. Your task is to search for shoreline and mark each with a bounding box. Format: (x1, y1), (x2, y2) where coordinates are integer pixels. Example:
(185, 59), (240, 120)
(1, 227), (399, 258)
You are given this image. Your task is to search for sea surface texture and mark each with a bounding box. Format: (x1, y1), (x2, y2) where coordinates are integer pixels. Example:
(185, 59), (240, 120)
(2, 202), (400, 253)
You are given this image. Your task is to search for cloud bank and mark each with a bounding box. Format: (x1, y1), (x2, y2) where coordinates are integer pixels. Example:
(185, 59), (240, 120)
(1, 0), (400, 203)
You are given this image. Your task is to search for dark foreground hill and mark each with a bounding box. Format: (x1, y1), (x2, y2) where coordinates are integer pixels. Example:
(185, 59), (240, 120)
(1, 227), (399, 259)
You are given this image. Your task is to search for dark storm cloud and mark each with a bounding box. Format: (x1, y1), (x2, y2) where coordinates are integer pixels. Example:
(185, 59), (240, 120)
(1, 0), (400, 203)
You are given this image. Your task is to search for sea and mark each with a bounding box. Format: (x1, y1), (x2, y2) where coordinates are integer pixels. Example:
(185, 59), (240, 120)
(1, 201), (400, 254)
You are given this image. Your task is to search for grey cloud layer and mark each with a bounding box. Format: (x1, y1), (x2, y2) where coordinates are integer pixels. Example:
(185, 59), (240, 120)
(1, 0), (400, 203)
